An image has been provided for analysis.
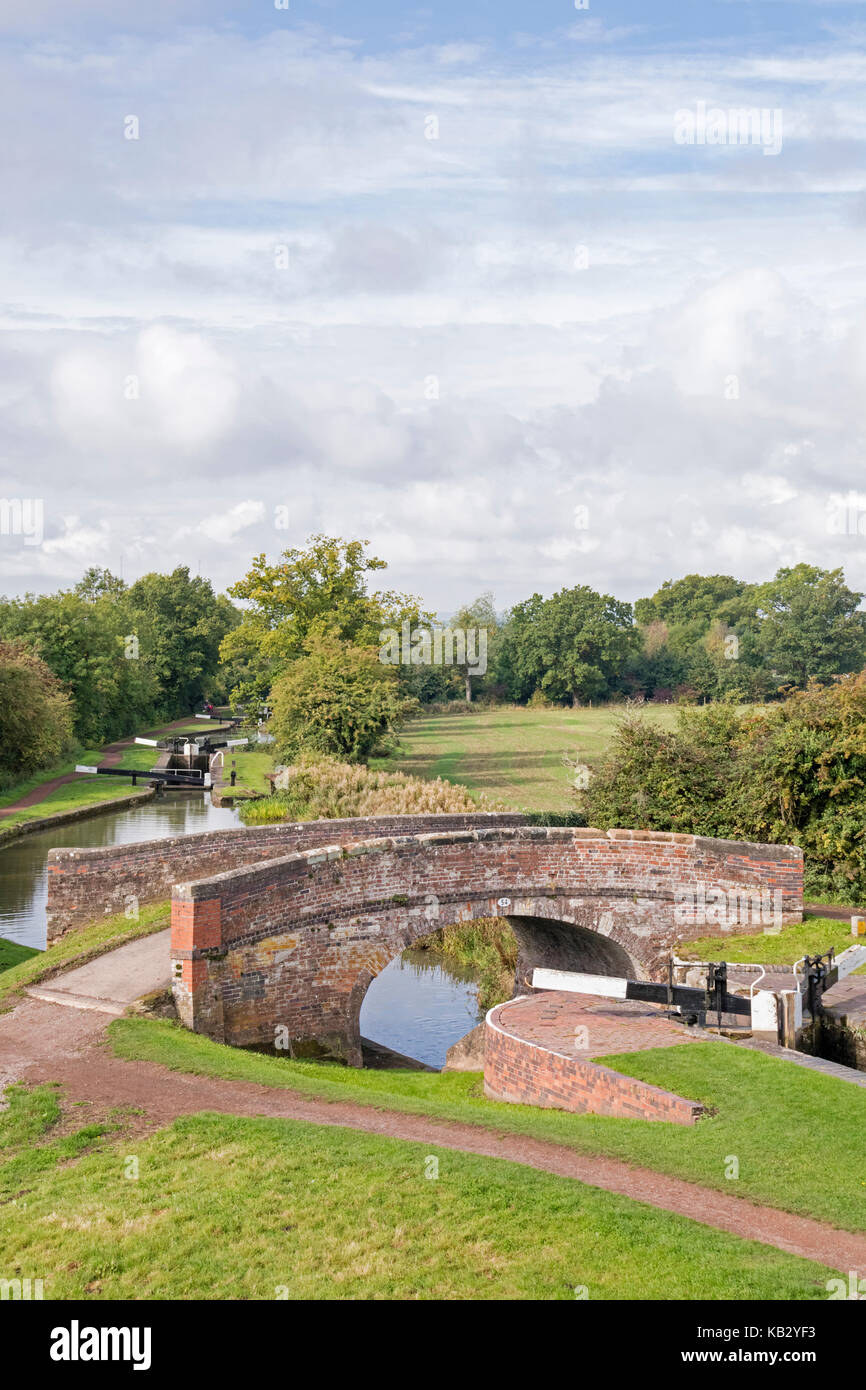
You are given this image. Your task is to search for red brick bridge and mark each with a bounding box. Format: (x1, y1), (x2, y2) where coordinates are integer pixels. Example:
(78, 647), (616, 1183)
(168, 820), (800, 1066)
(44, 813), (802, 1067)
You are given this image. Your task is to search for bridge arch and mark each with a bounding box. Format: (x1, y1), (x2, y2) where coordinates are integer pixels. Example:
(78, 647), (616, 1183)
(170, 825), (802, 1066)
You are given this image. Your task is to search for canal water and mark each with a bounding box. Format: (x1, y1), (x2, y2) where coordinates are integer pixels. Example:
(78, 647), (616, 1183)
(0, 795), (240, 952)
(359, 948), (482, 1069)
(0, 795), (482, 1068)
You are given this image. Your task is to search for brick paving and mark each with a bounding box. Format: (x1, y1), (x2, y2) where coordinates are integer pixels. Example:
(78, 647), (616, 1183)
(494, 991), (704, 1060)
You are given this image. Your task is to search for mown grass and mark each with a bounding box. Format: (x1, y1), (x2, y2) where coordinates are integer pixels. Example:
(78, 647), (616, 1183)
(681, 914), (866, 975)
(219, 748), (275, 798)
(110, 1020), (866, 1232)
(0, 1087), (836, 1300)
(0, 937), (40, 974)
(0, 902), (170, 1010)
(372, 705), (680, 812)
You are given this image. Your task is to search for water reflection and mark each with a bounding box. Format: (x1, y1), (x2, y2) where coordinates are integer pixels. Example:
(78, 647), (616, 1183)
(0, 795), (241, 951)
(359, 947), (482, 1070)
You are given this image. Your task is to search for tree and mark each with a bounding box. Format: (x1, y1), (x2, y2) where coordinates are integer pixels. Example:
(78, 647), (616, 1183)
(221, 535), (427, 706)
(754, 565), (866, 688)
(126, 568), (239, 717)
(270, 635), (416, 762)
(0, 589), (158, 744)
(450, 592), (500, 703)
(634, 574), (746, 630)
(501, 586), (635, 706)
(0, 641), (75, 786)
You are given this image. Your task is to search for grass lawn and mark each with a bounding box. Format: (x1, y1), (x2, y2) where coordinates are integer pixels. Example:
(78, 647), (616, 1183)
(110, 1020), (866, 1233)
(0, 1085), (835, 1300)
(0, 937), (40, 973)
(372, 705), (680, 812)
(219, 748), (274, 798)
(0, 745), (161, 834)
(681, 914), (866, 975)
(0, 902), (170, 1010)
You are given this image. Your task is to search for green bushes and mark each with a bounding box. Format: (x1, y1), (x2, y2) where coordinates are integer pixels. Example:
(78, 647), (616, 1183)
(0, 642), (76, 788)
(583, 676), (866, 898)
(270, 636), (416, 763)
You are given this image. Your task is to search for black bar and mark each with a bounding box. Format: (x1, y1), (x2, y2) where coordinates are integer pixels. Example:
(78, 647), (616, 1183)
(624, 979), (752, 1018)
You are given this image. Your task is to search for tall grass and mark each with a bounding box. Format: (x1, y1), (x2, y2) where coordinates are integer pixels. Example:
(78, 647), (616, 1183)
(239, 753), (498, 824)
(416, 916), (518, 1012)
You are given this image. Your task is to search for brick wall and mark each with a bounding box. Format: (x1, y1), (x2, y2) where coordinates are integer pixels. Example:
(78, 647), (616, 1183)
(170, 826), (803, 1064)
(45, 811), (527, 941)
(483, 999), (704, 1124)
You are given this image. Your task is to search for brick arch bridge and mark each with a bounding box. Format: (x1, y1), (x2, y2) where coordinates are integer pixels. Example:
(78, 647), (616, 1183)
(169, 822), (802, 1066)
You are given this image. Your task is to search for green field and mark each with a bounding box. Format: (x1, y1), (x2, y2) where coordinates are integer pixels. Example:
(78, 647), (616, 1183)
(111, 1020), (866, 1232)
(0, 1084), (837, 1300)
(373, 705), (679, 812)
(683, 914), (866, 974)
(219, 748), (275, 798)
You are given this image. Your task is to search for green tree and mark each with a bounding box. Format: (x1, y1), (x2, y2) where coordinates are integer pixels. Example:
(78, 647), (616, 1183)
(221, 535), (426, 706)
(126, 568), (239, 717)
(754, 564), (866, 688)
(450, 592), (500, 703)
(0, 589), (158, 744)
(501, 586), (635, 706)
(634, 574), (746, 631)
(270, 635), (416, 762)
(0, 641), (76, 786)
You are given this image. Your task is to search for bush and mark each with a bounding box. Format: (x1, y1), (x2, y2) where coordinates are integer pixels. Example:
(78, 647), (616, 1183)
(270, 636), (416, 763)
(0, 641), (76, 788)
(583, 676), (866, 898)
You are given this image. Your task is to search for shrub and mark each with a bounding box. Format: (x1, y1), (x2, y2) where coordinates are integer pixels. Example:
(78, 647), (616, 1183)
(0, 641), (76, 788)
(270, 636), (416, 763)
(583, 676), (866, 898)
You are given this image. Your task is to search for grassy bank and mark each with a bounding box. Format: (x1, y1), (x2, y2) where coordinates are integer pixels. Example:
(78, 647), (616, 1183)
(372, 705), (680, 812)
(0, 745), (160, 834)
(681, 914), (866, 975)
(0, 902), (170, 1010)
(0, 937), (40, 973)
(110, 1020), (866, 1232)
(217, 748), (275, 799)
(0, 1085), (836, 1300)
(416, 917), (517, 1012)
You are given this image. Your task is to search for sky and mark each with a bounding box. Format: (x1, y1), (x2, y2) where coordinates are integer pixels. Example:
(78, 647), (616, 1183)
(2, 0), (866, 612)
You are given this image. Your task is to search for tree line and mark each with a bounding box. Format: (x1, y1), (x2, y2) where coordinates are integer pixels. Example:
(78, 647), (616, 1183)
(0, 567), (238, 785)
(2, 536), (866, 785)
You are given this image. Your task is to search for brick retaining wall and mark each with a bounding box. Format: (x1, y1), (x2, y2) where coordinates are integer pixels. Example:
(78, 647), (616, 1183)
(484, 996), (704, 1124)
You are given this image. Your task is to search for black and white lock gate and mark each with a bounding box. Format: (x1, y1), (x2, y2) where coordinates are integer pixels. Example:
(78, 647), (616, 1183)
(531, 961), (752, 1032)
(532, 942), (866, 1046)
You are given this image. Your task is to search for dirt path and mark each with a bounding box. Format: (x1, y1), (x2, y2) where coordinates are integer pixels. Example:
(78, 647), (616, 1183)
(1, 993), (864, 1273)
